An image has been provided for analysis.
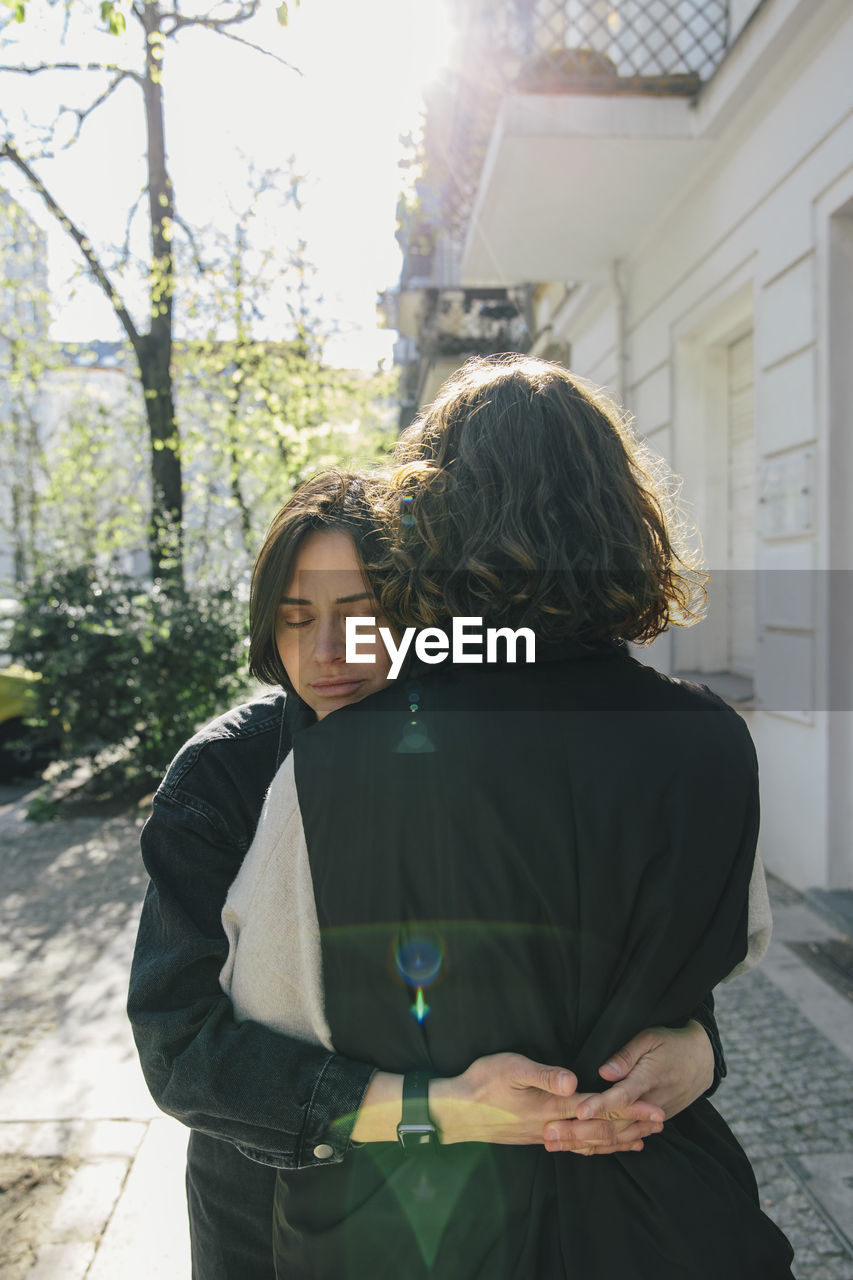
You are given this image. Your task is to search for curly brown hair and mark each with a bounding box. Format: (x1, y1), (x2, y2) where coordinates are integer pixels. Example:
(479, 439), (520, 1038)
(248, 470), (390, 689)
(379, 354), (705, 644)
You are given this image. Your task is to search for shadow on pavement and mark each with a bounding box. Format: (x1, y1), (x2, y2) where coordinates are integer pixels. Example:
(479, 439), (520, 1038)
(0, 805), (149, 1084)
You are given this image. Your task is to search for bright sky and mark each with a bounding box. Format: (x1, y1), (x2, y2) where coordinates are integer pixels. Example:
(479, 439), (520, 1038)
(0, 0), (455, 368)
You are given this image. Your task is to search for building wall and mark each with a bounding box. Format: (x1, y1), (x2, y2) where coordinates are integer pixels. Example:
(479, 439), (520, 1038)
(538, 2), (853, 889)
(0, 192), (49, 591)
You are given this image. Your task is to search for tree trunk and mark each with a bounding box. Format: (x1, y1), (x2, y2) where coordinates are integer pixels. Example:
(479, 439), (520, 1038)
(141, 0), (182, 584)
(139, 334), (182, 581)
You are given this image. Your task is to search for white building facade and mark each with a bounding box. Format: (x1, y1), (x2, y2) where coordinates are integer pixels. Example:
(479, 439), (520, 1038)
(0, 190), (49, 589)
(397, 0), (853, 890)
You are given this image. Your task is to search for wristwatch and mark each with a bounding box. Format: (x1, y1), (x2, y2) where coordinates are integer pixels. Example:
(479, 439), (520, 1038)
(397, 1071), (439, 1150)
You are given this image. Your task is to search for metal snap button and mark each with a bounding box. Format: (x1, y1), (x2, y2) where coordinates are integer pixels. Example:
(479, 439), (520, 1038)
(313, 1143), (334, 1160)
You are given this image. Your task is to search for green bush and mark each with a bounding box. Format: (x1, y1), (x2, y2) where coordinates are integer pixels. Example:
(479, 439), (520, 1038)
(9, 567), (252, 784)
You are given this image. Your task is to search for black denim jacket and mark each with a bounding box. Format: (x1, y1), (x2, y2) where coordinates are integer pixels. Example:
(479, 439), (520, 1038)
(127, 690), (725, 1172)
(127, 691), (374, 1170)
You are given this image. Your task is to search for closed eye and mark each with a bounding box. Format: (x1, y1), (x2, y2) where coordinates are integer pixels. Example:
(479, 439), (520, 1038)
(278, 604), (313, 629)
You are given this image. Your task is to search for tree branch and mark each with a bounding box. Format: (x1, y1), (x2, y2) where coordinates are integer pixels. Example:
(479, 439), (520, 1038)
(162, 16), (299, 71)
(120, 184), (148, 267)
(0, 141), (142, 359)
(162, 1), (260, 31)
(0, 62), (142, 81)
(171, 211), (207, 273)
(59, 70), (135, 149)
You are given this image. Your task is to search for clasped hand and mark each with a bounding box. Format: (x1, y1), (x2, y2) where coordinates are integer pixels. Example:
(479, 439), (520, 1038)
(430, 1021), (713, 1157)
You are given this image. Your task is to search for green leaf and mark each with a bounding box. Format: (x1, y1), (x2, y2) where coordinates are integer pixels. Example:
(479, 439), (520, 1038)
(276, 2), (288, 25)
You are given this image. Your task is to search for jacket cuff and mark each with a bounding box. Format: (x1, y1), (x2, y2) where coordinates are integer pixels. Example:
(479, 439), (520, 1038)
(298, 1056), (377, 1168)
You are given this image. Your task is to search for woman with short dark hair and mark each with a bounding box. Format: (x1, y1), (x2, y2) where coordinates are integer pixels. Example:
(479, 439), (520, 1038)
(130, 464), (713, 1279)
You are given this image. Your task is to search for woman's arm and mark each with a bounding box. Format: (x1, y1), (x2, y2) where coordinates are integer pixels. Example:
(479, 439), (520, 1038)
(129, 732), (658, 1166)
(130, 783), (668, 1162)
(351, 1055), (664, 1147)
(129, 708), (715, 1165)
(128, 778), (375, 1169)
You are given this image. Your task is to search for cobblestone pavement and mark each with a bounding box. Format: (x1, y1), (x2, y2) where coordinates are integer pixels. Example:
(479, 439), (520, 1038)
(714, 878), (853, 1280)
(1, 781), (852, 1277)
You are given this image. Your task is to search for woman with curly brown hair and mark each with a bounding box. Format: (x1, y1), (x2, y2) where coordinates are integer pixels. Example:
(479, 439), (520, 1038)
(382, 353), (702, 645)
(221, 356), (790, 1277)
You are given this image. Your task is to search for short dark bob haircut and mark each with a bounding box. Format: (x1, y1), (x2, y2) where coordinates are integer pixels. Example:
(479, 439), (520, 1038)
(249, 470), (389, 690)
(379, 354), (704, 645)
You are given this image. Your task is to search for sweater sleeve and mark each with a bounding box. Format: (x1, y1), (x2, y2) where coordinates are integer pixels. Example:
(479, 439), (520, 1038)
(723, 851), (772, 981)
(127, 742), (374, 1170)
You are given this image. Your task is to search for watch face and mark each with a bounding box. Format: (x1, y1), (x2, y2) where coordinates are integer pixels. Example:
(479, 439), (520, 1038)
(397, 1123), (438, 1150)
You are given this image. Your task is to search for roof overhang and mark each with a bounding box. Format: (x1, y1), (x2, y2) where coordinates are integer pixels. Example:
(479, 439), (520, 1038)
(461, 92), (711, 286)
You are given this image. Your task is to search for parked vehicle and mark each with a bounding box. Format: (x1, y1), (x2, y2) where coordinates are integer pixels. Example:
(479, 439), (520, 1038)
(0, 665), (61, 779)
(0, 600), (62, 780)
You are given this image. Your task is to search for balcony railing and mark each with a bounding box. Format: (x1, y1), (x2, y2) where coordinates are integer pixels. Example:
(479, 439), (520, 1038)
(412, 0), (730, 263)
(494, 0), (729, 89)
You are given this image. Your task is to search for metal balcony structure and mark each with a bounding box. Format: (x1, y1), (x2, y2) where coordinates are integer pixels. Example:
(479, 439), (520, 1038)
(493, 0), (729, 87)
(389, 2), (735, 411)
(412, 0), (731, 283)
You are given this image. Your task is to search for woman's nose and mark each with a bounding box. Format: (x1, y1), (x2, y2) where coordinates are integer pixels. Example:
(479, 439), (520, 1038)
(312, 615), (347, 664)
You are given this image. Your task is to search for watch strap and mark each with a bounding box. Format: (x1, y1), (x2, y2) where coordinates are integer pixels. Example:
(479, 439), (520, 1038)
(397, 1071), (438, 1149)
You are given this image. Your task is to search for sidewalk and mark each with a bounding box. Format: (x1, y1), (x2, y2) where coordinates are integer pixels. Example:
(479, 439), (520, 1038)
(1, 783), (852, 1279)
(0, 783), (190, 1278)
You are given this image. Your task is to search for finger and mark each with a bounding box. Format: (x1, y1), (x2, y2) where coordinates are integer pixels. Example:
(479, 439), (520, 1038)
(576, 1081), (637, 1118)
(545, 1117), (662, 1148)
(544, 1119), (621, 1148)
(601, 1118), (662, 1145)
(545, 1119), (661, 1153)
(516, 1061), (577, 1097)
(597, 1030), (656, 1081)
(576, 1087), (665, 1123)
(549, 1141), (646, 1156)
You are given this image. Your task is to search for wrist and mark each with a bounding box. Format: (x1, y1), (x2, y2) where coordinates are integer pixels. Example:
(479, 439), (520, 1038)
(427, 1074), (459, 1144)
(350, 1071), (403, 1143)
(685, 1019), (716, 1096)
(397, 1071), (441, 1149)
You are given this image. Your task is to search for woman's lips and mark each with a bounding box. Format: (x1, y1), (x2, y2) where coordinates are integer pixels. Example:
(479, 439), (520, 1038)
(310, 679), (365, 698)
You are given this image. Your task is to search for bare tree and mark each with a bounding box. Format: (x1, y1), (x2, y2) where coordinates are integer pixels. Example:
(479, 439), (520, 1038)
(1, 0), (298, 584)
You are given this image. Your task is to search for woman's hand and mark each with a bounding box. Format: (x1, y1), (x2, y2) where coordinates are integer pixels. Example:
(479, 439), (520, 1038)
(541, 1021), (713, 1155)
(351, 1053), (581, 1146)
(429, 1053), (581, 1145)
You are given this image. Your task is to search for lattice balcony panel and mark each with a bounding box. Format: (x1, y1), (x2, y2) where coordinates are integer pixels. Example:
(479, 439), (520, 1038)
(493, 0), (729, 86)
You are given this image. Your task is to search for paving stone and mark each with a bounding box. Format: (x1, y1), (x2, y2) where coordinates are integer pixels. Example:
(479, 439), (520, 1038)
(791, 1154), (853, 1250)
(27, 1241), (96, 1280)
(0, 1121), (32, 1154)
(86, 1118), (189, 1280)
(79, 1119), (147, 1158)
(25, 1121), (86, 1158)
(49, 1157), (129, 1239)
